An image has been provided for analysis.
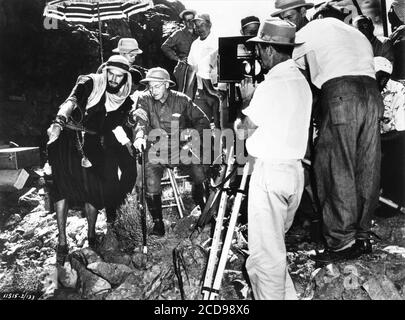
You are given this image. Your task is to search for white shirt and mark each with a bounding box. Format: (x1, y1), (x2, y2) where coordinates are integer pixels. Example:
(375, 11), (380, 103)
(293, 18), (375, 89)
(243, 59), (312, 160)
(381, 79), (405, 133)
(188, 32), (218, 84)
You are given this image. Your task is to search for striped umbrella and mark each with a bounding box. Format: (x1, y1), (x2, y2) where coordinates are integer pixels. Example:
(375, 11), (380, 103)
(43, 0), (154, 62)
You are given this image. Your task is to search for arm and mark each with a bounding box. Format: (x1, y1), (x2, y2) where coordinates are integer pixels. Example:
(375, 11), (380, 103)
(47, 76), (91, 144)
(186, 98), (211, 133)
(161, 31), (181, 62)
(132, 95), (150, 151)
(234, 116), (257, 140)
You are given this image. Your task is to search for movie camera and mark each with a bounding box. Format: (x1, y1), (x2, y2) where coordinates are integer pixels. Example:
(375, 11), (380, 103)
(217, 35), (263, 83)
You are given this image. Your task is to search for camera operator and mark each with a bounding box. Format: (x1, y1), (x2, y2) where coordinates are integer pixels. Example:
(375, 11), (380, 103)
(234, 20), (312, 300)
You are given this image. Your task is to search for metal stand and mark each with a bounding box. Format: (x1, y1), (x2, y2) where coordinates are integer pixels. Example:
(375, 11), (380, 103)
(201, 146), (235, 300)
(207, 161), (250, 300)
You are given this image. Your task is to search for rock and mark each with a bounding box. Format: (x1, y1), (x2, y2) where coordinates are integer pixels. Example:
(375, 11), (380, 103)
(18, 187), (41, 207)
(58, 261), (78, 289)
(139, 263), (176, 300)
(363, 276), (403, 300)
(102, 251), (133, 267)
(5, 213), (22, 228)
(385, 263), (405, 283)
(132, 252), (148, 269)
(9, 233), (21, 243)
(79, 248), (103, 265)
(372, 215), (405, 247)
(75, 233), (87, 248)
(80, 270), (112, 298)
(98, 228), (120, 253)
(70, 252), (111, 298)
(87, 262), (132, 286)
(221, 270), (252, 300)
(172, 241), (207, 300)
(314, 263), (340, 287)
(22, 228), (35, 240)
(105, 273), (144, 300)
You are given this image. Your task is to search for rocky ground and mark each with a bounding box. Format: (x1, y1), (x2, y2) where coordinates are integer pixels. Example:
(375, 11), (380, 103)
(1, 170), (405, 300)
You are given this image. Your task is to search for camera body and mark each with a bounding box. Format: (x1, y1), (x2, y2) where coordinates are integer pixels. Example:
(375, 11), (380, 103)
(218, 35), (261, 83)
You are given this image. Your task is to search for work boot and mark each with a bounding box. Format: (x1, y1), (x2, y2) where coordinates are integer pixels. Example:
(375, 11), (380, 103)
(151, 219), (165, 236)
(146, 195), (165, 237)
(192, 181), (209, 212)
(106, 207), (117, 224)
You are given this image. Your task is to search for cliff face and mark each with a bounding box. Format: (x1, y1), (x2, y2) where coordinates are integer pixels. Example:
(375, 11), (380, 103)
(0, 0), (185, 153)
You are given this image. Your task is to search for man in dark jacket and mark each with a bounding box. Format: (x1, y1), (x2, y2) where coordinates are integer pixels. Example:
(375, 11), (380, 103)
(132, 67), (210, 236)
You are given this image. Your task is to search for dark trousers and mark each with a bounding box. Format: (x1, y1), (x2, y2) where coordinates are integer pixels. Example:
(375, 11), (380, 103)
(145, 162), (206, 196)
(193, 79), (220, 128)
(104, 146), (137, 219)
(314, 76), (383, 250)
(381, 130), (405, 205)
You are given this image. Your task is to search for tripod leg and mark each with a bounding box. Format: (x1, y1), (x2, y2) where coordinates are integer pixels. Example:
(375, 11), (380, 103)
(202, 146), (234, 300)
(209, 162), (250, 300)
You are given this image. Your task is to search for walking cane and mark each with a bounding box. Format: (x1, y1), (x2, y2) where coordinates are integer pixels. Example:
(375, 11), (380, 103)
(207, 161), (250, 300)
(139, 145), (148, 254)
(202, 145), (234, 300)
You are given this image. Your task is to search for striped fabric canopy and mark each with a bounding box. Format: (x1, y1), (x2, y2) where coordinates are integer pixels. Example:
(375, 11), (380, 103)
(43, 0), (154, 23)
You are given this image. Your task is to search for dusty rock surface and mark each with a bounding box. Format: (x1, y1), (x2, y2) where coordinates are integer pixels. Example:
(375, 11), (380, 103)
(1, 169), (405, 300)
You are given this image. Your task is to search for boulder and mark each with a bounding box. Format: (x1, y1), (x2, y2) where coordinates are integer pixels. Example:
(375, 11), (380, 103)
(87, 262), (132, 286)
(104, 273), (144, 300)
(363, 276), (403, 300)
(57, 261), (78, 289)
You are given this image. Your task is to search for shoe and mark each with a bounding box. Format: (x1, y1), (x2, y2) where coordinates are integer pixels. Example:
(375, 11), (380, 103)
(150, 219), (165, 237)
(56, 244), (69, 265)
(88, 237), (97, 249)
(310, 243), (363, 264)
(354, 239), (372, 254)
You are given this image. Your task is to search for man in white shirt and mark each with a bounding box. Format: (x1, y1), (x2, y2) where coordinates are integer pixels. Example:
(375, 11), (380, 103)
(235, 19), (312, 300)
(293, 6), (384, 263)
(187, 13), (221, 128)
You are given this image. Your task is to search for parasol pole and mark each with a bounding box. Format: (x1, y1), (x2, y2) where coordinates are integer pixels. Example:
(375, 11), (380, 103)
(97, 1), (104, 63)
(381, 0), (388, 37)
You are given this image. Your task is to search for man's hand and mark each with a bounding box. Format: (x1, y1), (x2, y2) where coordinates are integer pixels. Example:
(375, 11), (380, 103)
(234, 116), (257, 140)
(239, 76), (257, 108)
(133, 137), (146, 152)
(47, 123), (62, 145)
(125, 141), (135, 157)
(132, 108), (148, 123)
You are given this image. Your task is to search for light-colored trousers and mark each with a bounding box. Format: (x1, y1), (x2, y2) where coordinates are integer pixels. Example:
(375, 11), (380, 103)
(246, 159), (305, 300)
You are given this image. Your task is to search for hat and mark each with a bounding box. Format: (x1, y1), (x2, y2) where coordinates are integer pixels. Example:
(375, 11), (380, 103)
(352, 15), (372, 25)
(312, 3), (349, 21)
(192, 13), (211, 24)
(374, 56), (393, 75)
(106, 55), (131, 73)
(247, 19), (303, 46)
(140, 67), (175, 86)
(392, 0), (405, 23)
(271, 0), (314, 17)
(241, 16), (260, 29)
(112, 38), (143, 54)
(179, 9), (196, 20)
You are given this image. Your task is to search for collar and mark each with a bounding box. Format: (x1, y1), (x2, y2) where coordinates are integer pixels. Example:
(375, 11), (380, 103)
(264, 59), (296, 79)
